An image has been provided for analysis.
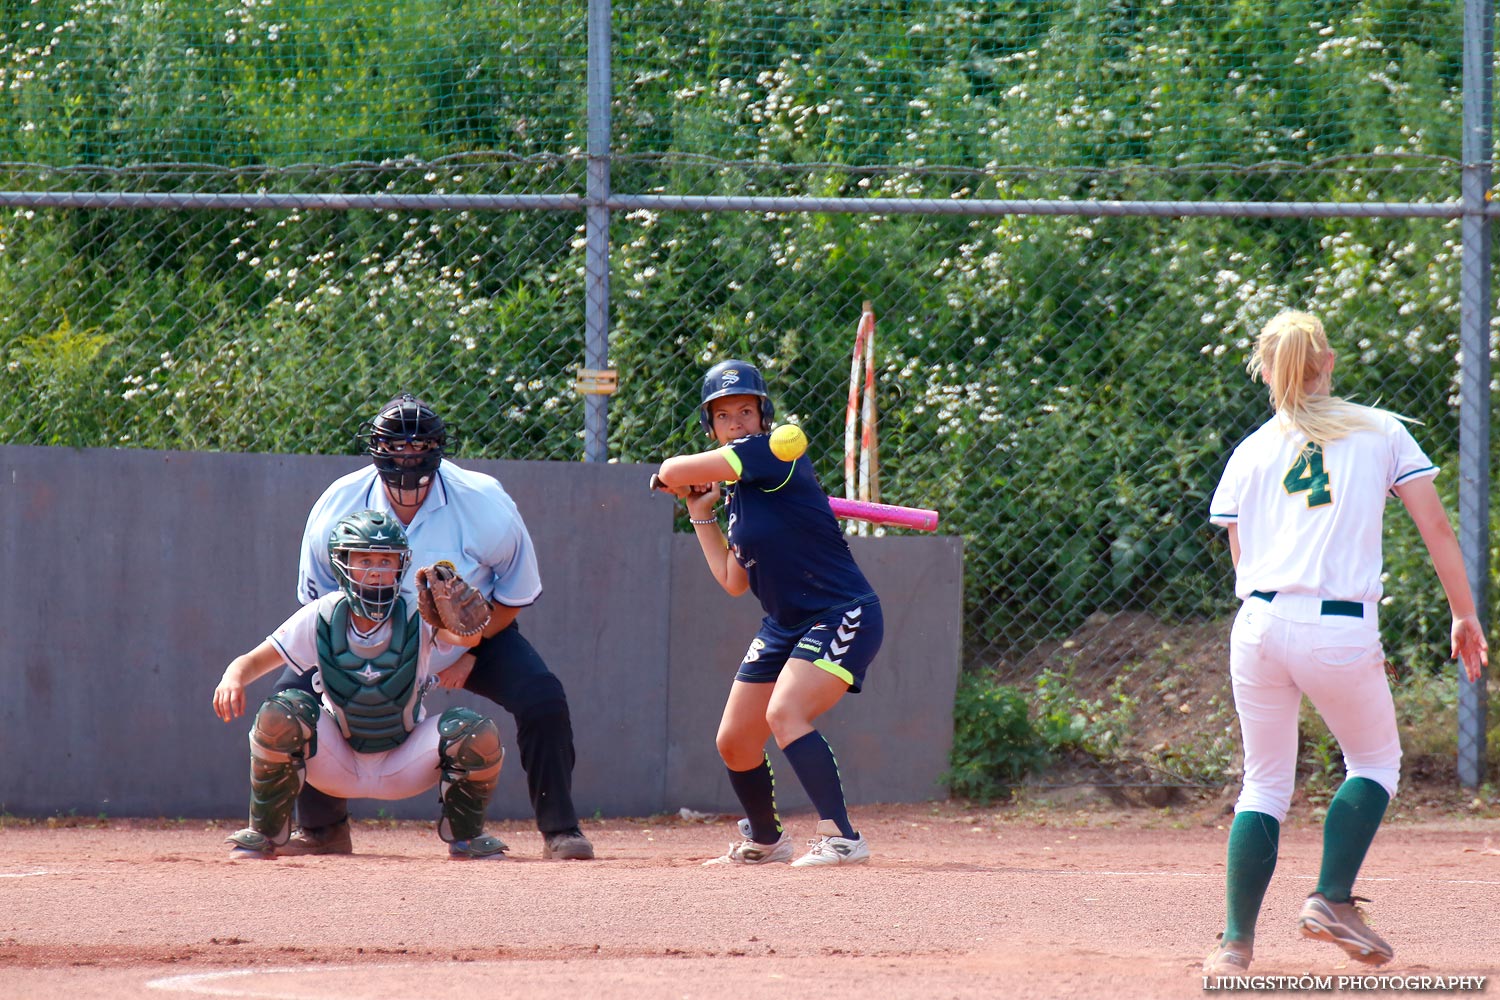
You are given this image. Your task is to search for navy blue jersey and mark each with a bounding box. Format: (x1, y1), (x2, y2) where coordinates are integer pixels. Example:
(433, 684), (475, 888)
(720, 432), (877, 629)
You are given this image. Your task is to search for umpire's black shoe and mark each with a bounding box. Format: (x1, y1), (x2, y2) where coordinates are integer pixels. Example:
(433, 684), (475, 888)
(280, 819), (354, 856)
(543, 828), (595, 860)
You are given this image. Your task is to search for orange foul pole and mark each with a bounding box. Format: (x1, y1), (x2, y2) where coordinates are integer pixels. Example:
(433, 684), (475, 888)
(844, 301), (878, 534)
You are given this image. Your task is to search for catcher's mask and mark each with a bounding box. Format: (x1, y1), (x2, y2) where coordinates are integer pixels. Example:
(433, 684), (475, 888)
(328, 509), (412, 624)
(698, 360), (774, 436)
(362, 393), (446, 498)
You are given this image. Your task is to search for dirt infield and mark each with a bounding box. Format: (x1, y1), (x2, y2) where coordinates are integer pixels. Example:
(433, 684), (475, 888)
(2, 801), (1497, 999)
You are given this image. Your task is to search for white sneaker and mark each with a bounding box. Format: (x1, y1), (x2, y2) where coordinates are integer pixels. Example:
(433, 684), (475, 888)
(702, 830), (794, 866)
(791, 819), (870, 867)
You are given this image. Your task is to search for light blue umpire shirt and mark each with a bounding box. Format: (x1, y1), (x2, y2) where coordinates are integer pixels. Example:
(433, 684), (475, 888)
(297, 459), (543, 610)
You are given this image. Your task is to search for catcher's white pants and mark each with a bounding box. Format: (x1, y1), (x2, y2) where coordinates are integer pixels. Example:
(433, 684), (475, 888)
(1229, 594), (1400, 823)
(305, 713), (443, 800)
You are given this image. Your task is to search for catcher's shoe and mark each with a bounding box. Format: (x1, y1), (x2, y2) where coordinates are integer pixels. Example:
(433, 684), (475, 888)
(1298, 893), (1394, 965)
(542, 828), (595, 860)
(226, 828), (276, 860)
(790, 820), (870, 867)
(1202, 934), (1253, 975)
(280, 819), (354, 856)
(703, 830), (794, 866)
(448, 835), (508, 860)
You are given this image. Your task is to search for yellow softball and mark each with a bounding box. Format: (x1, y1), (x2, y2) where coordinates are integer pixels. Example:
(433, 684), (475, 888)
(769, 423), (808, 462)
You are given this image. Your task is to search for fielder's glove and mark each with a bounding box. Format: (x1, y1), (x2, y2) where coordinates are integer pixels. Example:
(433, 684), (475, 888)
(415, 561), (492, 637)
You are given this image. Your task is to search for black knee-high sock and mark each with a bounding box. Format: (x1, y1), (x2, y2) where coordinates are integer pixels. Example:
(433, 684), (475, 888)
(726, 755), (782, 844)
(782, 730), (855, 839)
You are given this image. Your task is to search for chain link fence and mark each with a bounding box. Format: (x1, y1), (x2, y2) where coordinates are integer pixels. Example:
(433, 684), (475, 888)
(1, 0), (1494, 793)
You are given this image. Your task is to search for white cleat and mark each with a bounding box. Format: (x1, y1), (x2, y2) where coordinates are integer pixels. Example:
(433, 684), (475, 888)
(791, 819), (870, 867)
(703, 830), (794, 866)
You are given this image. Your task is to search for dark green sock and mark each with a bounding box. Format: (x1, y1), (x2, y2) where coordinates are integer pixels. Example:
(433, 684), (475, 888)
(1316, 777), (1390, 903)
(1223, 811), (1280, 944)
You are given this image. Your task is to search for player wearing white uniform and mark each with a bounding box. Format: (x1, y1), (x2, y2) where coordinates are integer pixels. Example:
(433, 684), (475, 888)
(213, 510), (508, 860)
(277, 394), (593, 861)
(1202, 312), (1488, 975)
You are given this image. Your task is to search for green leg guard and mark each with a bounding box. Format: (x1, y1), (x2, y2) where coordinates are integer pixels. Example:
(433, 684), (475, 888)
(436, 707), (505, 843)
(246, 690), (320, 846)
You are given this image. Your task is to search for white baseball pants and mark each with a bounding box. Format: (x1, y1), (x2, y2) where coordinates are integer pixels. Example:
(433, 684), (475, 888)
(1229, 593), (1400, 822)
(305, 713), (444, 801)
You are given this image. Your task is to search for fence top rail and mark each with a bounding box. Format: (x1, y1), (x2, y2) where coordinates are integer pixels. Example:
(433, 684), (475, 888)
(611, 194), (1477, 219)
(0, 190), (1484, 219)
(0, 191), (585, 212)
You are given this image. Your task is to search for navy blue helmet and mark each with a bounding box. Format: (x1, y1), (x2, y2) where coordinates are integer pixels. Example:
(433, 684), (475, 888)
(698, 360), (774, 435)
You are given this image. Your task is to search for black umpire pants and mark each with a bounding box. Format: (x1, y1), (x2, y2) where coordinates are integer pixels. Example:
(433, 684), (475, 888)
(271, 621), (582, 835)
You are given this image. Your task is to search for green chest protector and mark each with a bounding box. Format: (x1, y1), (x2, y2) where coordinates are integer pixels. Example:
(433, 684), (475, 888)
(316, 598), (425, 753)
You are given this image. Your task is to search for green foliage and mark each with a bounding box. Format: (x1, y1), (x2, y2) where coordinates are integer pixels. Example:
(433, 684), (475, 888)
(4, 315), (113, 445)
(1155, 692), (1240, 787)
(1377, 473), (1500, 677)
(0, 1), (1466, 169)
(946, 667), (1143, 801)
(614, 0), (1462, 168)
(0, 0), (587, 166)
(0, 0), (1490, 678)
(1395, 665), (1463, 761)
(1031, 668), (1135, 758)
(944, 673), (1049, 802)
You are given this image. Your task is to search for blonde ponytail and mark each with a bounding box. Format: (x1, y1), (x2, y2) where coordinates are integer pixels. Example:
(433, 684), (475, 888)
(1248, 311), (1395, 445)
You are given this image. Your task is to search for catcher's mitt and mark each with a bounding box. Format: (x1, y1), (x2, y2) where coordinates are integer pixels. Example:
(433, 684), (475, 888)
(415, 561), (492, 637)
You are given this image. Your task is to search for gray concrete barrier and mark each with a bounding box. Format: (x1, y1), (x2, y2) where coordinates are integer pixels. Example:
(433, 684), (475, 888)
(0, 445), (962, 821)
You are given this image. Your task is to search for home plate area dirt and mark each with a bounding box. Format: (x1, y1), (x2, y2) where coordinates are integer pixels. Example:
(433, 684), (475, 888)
(2, 802), (1497, 999)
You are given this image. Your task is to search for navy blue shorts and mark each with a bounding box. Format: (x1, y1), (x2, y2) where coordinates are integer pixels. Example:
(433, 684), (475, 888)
(735, 600), (883, 693)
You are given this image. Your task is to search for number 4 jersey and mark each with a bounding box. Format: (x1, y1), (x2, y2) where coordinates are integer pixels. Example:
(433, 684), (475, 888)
(1209, 407), (1437, 603)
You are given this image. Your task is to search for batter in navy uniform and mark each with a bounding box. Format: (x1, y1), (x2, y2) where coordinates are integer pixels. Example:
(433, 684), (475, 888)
(655, 360), (883, 867)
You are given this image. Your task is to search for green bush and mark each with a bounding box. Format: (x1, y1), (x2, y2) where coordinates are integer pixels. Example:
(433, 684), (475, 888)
(944, 674), (1049, 802)
(1031, 668), (1135, 758)
(946, 667), (1147, 801)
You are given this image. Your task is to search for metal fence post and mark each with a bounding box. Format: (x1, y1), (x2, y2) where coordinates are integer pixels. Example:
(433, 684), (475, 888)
(583, 0), (613, 462)
(1457, 0), (1492, 789)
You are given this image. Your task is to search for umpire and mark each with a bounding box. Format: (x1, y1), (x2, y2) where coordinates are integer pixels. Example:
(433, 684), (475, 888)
(272, 392), (593, 860)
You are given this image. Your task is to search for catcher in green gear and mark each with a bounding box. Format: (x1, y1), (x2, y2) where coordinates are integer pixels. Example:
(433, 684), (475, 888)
(213, 509), (509, 860)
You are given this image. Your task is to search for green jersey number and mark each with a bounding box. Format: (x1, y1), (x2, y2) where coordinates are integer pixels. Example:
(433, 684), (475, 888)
(1283, 444), (1332, 507)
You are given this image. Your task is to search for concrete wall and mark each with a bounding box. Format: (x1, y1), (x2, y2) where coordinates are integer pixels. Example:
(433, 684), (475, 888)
(0, 444), (962, 821)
